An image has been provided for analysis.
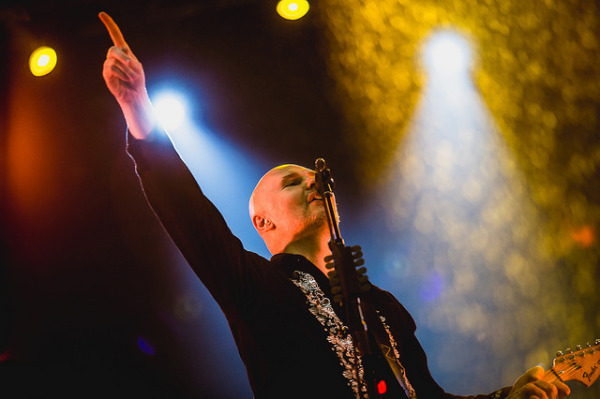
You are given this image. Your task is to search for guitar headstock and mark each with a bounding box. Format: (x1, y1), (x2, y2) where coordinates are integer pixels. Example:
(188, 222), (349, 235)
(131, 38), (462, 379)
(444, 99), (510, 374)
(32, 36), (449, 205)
(552, 339), (600, 387)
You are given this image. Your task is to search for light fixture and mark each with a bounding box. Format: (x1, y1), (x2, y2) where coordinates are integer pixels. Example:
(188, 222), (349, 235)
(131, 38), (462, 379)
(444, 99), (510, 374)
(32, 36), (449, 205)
(277, 0), (310, 21)
(29, 46), (57, 77)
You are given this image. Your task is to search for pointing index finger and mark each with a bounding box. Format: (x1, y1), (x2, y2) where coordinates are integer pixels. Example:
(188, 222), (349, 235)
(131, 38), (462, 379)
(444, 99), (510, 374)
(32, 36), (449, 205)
(99, 11), (129, 50)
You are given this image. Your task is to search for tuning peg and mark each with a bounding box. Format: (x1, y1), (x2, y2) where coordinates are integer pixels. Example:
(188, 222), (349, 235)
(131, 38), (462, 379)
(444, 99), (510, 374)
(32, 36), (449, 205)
(563, 348), (575, 361)
(332, 286), (342, 295)
(325, 261), (335, 270)
(333, 294), (343, 304)
(324, 254), (334, 263)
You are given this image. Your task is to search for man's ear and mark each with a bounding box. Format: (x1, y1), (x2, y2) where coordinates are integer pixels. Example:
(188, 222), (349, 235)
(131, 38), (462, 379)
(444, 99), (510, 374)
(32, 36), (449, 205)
(252, 214), (275, 232)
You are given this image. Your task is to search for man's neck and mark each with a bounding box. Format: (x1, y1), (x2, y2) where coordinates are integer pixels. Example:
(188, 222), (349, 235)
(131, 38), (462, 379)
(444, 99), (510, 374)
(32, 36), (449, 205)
(282, 233), (331, 276)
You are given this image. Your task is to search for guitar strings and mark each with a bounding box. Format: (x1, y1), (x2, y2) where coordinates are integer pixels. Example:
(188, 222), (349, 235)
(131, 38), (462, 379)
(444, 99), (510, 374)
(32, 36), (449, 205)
(543, 364), (580, 383)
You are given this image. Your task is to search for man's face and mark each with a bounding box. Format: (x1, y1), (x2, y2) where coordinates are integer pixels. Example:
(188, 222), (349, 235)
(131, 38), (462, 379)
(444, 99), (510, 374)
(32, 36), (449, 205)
(252, 164), (327, 242)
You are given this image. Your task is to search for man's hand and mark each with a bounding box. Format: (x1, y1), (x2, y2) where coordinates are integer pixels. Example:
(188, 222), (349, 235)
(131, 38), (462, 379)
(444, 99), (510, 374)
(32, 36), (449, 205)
(99, 11), (155, 139)
(507, 366), (570, 399)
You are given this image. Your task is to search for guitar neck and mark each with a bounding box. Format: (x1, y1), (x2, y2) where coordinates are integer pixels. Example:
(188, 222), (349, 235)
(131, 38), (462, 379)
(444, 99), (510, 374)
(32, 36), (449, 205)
(543, 367), (564, 384)
(545, 341), (600, 388)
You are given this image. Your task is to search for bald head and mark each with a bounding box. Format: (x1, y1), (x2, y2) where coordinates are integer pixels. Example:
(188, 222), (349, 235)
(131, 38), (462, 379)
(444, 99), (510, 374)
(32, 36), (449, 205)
(249, 164), (305, 218)
(248, 164), (326, 254)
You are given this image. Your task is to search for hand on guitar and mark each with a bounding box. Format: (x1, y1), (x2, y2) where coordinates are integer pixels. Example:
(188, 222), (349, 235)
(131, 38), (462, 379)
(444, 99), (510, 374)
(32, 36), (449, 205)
(507, 366), (570, 399)
(99, 11), (155, 140)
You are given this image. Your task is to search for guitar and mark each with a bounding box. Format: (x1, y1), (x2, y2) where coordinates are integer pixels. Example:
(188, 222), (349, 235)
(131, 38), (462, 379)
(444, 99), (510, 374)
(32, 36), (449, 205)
(545, 339), (600, 387)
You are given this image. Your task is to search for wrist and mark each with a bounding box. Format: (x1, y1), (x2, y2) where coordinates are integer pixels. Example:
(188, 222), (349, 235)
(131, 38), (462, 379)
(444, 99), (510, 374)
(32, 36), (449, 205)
(119, 93), (156, 140)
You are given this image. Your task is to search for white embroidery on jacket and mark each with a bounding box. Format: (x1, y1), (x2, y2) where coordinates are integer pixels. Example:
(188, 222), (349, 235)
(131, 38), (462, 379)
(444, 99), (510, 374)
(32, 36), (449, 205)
(378, 314), (417, 399)
(290, 270), (367, 398)
(290, 270), (419, 399)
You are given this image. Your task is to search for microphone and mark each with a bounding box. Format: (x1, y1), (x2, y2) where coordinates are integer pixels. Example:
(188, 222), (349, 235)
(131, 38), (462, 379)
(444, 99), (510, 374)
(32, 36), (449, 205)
(314, 158), (335, 195)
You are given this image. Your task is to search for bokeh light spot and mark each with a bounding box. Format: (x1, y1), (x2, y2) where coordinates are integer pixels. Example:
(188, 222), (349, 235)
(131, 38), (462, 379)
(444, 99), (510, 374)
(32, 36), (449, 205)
(136, 336), (156, 356)
(419, 272), (444, 302)
(29, 46), (57, 77)
(570, 225), (595, 248)
(277, 0), (310, 20)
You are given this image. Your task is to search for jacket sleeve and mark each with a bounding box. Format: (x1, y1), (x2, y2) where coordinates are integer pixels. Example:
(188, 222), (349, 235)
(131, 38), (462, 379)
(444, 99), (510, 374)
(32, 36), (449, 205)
(126, 128), (268, 317)
(374, 288), (512, 399)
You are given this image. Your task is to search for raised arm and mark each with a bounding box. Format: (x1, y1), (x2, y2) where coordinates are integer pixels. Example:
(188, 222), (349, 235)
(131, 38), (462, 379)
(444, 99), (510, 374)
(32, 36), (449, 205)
(99, 12), (266, 313)
(99, 11), (155, 140)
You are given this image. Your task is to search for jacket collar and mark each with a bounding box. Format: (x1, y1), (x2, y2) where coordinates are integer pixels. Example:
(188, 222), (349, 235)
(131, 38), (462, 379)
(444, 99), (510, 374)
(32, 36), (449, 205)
(271, 253), (332, 296)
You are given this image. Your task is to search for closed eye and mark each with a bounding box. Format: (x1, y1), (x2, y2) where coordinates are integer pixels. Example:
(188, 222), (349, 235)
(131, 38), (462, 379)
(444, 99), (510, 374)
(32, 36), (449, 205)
(283, 178), (302, 188)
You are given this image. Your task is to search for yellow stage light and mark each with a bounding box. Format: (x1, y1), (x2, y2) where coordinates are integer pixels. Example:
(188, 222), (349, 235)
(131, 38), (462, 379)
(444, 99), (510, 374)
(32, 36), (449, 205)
(29, 46), (57, 77)
(277, 0), (309, 20)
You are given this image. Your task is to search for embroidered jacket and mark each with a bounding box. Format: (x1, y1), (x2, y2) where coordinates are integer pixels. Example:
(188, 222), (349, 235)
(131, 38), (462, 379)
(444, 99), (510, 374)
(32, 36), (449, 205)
(127, 129), (510, 399)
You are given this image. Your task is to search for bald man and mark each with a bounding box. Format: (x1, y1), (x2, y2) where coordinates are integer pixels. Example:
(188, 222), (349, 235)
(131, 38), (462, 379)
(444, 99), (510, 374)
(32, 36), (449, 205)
(249, 165), (332, 271)
(100, 12), (570, 399)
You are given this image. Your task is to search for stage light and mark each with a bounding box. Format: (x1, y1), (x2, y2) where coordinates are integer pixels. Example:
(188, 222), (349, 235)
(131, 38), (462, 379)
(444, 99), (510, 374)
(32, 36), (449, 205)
(29, 46), (57, 77)
(153, 92), (188, 131)
(422, 30), (472, 75)
(277, 0), (309, 20)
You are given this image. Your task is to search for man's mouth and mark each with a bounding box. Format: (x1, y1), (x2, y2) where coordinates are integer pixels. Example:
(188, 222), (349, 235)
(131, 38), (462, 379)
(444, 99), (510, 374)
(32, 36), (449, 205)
(308, 193), (323, 203)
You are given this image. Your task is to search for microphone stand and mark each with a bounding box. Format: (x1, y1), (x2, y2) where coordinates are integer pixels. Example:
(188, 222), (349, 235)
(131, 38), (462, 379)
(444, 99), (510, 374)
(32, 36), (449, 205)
(314, 158), (383, 399)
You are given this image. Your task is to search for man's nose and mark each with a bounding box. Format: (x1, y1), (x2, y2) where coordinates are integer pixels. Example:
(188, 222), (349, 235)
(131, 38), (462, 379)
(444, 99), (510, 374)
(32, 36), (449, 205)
(306, 176), (316, 190)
